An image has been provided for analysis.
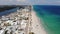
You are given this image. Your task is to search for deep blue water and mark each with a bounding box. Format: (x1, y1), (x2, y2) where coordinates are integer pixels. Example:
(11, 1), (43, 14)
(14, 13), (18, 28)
(33, 5), (60, 15)
(33, 5), (60, 34)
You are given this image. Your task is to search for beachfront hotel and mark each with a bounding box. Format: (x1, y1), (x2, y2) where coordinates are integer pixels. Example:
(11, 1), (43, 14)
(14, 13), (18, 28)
(0, 5), (47, 34)
(0, 5), (33, 34)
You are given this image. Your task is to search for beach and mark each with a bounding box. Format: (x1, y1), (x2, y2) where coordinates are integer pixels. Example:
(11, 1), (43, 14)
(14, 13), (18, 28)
(31, 11), (47, 34)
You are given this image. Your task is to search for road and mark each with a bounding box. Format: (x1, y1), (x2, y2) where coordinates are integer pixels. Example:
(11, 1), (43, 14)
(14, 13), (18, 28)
(24, 11), (31, 34)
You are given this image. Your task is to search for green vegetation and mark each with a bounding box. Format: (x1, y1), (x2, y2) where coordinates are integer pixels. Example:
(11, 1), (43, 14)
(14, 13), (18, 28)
(29, 32), (34, 34)
(0, 5), (26, 12)
(0, 6), (16, 12)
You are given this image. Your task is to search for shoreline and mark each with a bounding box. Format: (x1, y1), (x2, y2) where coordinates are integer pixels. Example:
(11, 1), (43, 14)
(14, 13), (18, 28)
(31, 10), (47, 34)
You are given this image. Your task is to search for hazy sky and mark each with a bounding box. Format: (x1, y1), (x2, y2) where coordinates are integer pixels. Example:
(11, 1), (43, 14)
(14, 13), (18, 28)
(0, 0), (60, 5)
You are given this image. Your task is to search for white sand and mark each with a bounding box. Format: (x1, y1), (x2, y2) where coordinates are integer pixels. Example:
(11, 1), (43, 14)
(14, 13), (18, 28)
(31, 11), (47, 34)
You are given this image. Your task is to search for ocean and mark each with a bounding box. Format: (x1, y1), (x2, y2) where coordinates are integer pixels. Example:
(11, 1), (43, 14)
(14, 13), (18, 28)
(33, 5), (60, 34)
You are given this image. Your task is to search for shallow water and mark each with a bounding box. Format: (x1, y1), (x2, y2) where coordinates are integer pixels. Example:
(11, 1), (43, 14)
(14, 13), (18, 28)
(33, 5), (60, 34)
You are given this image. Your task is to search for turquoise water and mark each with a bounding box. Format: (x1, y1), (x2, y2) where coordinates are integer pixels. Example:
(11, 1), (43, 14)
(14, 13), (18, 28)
(33, 5), (60, 34)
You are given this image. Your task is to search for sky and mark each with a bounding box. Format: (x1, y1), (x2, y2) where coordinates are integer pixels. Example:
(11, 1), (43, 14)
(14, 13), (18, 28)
(0, 0), (60, 5)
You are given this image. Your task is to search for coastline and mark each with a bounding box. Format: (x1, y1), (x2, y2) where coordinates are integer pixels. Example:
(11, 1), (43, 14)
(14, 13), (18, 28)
(31, 10), (47, 34)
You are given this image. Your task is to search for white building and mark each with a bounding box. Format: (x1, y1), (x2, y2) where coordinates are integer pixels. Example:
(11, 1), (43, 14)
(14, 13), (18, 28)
(0, 30), (5, 34)
(21, 20), (27, 29)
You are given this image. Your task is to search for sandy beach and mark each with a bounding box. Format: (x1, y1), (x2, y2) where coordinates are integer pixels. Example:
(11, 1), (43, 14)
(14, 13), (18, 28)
(31, 11), (47, 34)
